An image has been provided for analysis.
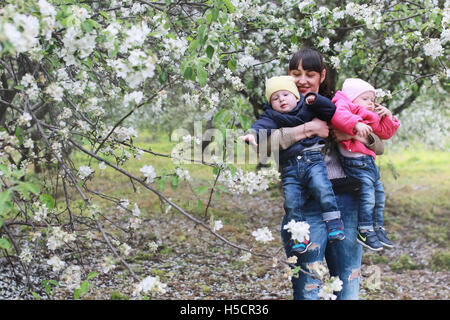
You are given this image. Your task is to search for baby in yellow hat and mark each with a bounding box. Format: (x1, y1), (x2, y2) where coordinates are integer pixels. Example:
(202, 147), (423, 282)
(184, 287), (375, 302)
(240, 75), (345, 255)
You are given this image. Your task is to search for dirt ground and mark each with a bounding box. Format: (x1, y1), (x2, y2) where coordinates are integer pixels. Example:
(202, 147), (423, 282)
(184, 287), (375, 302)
(1, 187), (448, 300)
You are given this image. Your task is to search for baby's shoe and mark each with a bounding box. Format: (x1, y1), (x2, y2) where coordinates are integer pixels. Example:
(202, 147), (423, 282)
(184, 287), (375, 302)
(325, 218), (345, 242)
(357, 230), (383, 251)
(292, 239), (312, 255)
(375, 226), (394, 248)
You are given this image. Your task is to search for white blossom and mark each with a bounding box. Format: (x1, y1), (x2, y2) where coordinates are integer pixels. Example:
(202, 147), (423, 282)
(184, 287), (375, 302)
(18, 112), (32, 127)
(123, 91), (144, 107)
(47, 255), (66, 272)
(47, 226), (76, 251)
(101, 256), (116, 273)
(19, 245), (33, 264)
(318, 276), (343, 300)
(33, 203), (48, 222)
(283, 219), (310, 243)
(38, 0), (56, 17)
(239, 252), (252, 262)
(175, 167), (191, 181)
(78, 166), (94, 179)
(133, 276), (167, 297)
(423, 38), (444, 58)
(212, 220), (223, 232)
(147, 241), (159, 253)
(140, 165), (157, 183)
(119, 243), (132, 256)
(46, 83), (64, 101)
(252, 227), (274, 243)
(62, 265), (82, 290)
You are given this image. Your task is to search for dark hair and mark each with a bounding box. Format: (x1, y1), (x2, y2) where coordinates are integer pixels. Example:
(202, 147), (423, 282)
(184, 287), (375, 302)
(288, 47), (333, 99)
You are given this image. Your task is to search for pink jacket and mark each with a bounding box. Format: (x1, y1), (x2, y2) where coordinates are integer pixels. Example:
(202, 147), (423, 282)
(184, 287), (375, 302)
(331, 91), (401, 159)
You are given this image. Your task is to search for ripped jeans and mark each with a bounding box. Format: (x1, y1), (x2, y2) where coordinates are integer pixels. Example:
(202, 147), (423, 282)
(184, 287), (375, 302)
(281, 160), (362, 300)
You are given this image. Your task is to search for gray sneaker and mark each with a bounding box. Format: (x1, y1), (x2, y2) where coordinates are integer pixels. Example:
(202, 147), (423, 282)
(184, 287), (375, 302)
(375, 227), (394, 248)
(357, 230), (383, 251)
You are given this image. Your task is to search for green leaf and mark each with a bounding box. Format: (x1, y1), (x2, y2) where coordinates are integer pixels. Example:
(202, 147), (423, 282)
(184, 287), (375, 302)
(0, 238), (11, 249)
(239, 114), (251, 130)
(23, 182), (40, 195)
(183, 66), (195, 80)
(81, 20), (93, 33)
(99, 11), (109, 19)
(198, 24), (208, 46)
(188, 39), (199, 52)
(73, 288), (81, 300)
(206, 45), (215, 59)
(170, 175), (179, 191)
(227, 59), (236, 71)
(197, 199), (204, 212)
(87, 272), (99, 280)
(159, 72), (167, 84)
(197, 65), (208, 86)
(40, 194), (55, 210)
(15, 126), (24, 145)
(194, 186), (209, 195)
(0, 189), (12, 205)
(211, 8), (220, 22)
(157, 177), (167, 191)
(80, 280), (89, 295)
(213, 109), (231, 127)
(217, 185), (228, 193)
(223, 0), (236, 13)
(31, 292), (41, 300)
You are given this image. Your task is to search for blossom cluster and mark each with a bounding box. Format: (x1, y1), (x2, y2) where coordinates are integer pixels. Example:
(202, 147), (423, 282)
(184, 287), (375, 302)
(218, 167), (280, 195)
(283, 220), (310, 243)
(133, 276), (168, 298)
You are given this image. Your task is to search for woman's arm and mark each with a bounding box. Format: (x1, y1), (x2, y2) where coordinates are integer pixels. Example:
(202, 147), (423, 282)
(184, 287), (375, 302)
(266, 118), (384, 155)
(332, 128), (384, 155)
(267, 118), (329, 151)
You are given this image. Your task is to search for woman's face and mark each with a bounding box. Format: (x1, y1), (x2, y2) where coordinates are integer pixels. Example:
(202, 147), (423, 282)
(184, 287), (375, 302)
(288, 61), (326, 95)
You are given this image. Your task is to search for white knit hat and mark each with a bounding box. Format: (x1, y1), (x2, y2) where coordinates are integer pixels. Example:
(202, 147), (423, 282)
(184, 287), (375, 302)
(265, 76), (300, 102)
(342, 78), (376, 102)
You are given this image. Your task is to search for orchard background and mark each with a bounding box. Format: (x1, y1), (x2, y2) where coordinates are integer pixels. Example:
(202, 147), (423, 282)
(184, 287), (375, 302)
(0, 0), (448, 299)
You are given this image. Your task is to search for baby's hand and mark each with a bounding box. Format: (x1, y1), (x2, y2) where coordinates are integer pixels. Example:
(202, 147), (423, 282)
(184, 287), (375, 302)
(374, 103), (393, 118)
(354, 122), (373, 138)
(239, 134), (258, 146)
(305, 94), (316, 104)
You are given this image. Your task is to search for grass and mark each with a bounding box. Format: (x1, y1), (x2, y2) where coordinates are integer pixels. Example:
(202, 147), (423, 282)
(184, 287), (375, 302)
(377, 146), (450, 245)
(30, 131), (450, 299)
(68, 132), (450, 243)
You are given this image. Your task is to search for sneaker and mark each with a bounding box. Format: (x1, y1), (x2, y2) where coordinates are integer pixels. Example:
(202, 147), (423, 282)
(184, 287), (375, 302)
(292, 239), (312, 255)
(325, 218), (346, 242)
(356, 230), (383, 251)
(375, 227), (394, 248)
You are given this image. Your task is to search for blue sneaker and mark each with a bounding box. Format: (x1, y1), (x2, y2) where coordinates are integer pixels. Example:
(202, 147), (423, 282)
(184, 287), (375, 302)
(292, 239), (312, 255)
(375, 227), (394, 248)
(357, 230), (383, 251)
(325, 218), (345, 242)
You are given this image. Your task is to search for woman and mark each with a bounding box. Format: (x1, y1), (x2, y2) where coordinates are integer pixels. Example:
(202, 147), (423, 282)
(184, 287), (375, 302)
(267, 48), (384, 299)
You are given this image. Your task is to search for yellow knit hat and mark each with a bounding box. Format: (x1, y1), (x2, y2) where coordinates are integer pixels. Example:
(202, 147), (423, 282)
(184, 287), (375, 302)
(265, 76), (300, 102)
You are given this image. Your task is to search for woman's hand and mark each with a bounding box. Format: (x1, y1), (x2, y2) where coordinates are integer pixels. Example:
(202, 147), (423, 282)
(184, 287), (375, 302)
(332, 127), (371, 145)
(354, 122), (373, 137)
(305, 118), (329, 139)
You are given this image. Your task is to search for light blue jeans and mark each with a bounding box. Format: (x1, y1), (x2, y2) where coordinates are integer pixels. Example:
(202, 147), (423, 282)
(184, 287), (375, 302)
(281, 159), (362, 300)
